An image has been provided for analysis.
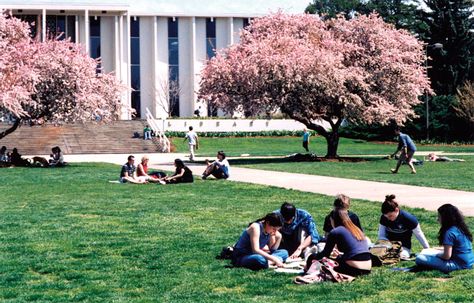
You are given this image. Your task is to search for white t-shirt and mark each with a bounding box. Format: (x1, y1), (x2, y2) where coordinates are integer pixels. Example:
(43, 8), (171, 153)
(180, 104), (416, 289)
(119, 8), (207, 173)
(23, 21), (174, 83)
(217, 158), (230, 176)
(185, 131), (198, 145)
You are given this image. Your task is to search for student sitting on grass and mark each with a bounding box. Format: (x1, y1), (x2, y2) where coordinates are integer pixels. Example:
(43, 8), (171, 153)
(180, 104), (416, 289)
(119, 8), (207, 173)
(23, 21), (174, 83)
(306, 209), (372, 277)
(232, 213), (288, 271)
(202, 151), (230, 180)
(120, 155), (146, 184)
(137, 156), (166, 184)
(274, 202), (320, 260)
(415, 204), (474, 273)
(49, 146), (66, 167)
(323, 194), (363, 236)
(378, 194), (430, 260)
(164, 159), (194, 184)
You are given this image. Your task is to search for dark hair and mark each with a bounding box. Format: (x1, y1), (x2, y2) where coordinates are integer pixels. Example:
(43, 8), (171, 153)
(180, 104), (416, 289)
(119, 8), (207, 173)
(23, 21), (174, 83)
(437, 204), (472, 244)
(217, 150), (226, 159)
(174, 158), (185, 169)
(55, 146), (61, 153)
(280, 202), (296, 221)
(334, 194), (350, 210)
(381, 194), (399, 214)
(189, 126), (193, 131)
(331, 209), (365, 241)
(394, 126), (401, 132)
(127, 155), (134, 161)
(0, 146), (6, 152)
(254, 213), (283, 228)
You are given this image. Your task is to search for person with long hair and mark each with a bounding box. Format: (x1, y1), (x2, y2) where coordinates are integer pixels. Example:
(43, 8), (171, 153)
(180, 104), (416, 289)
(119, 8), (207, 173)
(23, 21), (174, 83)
(378, 194), (430, 260)
(164, 159), (194, 184)
(232, 213), (288, 271)
(323, 194), (363, 236)
(306, 209), (372, 277)
(415, 204), (474, 273)
(136, 156), (166, 184)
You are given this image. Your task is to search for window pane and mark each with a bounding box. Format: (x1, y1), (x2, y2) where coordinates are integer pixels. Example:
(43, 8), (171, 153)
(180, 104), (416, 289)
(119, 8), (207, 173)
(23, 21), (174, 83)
(206, 18), (216, 38)
(66, 16), (76, 42)
(90, 37), (101, 59)
(131, 37), (140, 65)
(168, 38), (178, 65)
(131, 65), (140, 90)
(132, 91), (141, 118)
(169, 65), (179, 82)
(89, 17), (100, 37)
(168, 18), (178, 37)
(130, 17), (140, 37)
(207, 38), (216, 59)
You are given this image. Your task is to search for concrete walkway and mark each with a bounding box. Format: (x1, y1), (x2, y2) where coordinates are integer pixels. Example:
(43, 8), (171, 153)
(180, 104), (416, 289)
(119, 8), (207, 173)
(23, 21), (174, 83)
(43, 153), (474, 216)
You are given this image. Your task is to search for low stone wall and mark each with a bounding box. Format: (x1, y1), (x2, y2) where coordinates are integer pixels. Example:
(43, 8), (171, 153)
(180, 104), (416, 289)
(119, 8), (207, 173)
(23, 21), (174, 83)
(157, 119), (331, 132)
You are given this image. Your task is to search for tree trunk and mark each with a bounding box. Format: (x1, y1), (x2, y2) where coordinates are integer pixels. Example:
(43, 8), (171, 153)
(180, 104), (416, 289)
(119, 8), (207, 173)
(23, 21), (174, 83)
(324, 131), (340, 159)
(0, 119), (21, 140)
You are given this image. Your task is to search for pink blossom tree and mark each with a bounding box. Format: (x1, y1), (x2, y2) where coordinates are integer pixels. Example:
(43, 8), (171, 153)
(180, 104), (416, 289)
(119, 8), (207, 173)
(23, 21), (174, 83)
(199, 13), (431, 158)
(0, 12), (126, 140)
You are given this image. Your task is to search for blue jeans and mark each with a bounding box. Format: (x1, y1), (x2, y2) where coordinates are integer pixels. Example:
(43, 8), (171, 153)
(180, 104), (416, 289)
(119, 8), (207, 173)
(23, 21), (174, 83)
(415, 253), (463, 273)
(235, 249), (288, 271)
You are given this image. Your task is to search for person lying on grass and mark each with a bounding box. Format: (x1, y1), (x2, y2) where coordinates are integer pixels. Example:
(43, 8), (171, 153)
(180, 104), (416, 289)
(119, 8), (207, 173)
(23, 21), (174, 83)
(378, 194), (430, 260)
(427, 153), (466, 162)
(201, 150), (230, 180)
(164, 159), (194, 184)
(415, 204), (474, 273)
(231, 213), (288, 271)
(274, 202), (320, 260)
(306, 209), (372, 277)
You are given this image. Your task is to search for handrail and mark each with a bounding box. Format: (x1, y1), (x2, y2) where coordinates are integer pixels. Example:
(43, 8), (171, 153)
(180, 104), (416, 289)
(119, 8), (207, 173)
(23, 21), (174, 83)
(145, 108), (170, 153)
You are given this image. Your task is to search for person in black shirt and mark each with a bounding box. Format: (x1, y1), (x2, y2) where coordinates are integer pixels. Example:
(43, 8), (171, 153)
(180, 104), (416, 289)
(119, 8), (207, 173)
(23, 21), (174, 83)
(165, 159), (194, 184)
(323, 194), (362, 236)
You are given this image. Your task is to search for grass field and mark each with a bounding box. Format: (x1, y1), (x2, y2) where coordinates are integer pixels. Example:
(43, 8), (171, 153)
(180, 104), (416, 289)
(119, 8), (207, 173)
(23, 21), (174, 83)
(171, 136), (474, 157)
(1, 163), (473, 302)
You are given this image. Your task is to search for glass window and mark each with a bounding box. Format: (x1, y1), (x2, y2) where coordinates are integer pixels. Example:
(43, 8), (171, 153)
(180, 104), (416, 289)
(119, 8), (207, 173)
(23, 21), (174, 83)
(168, 38), (179, 65)
(206, 38), (216, 59)
(168, 18), (178, 37)
(206, 18), (216, 38)
(131, 65), (140, 90)
(90, 37), (101, 59)
(131, 37), (140, 65)
(56, 16), (65, 39)
(66, 16), (76, 42)
(243, 18), (250, 28)
(89, 16), (100, 37)
(131, 91), (141, 118)
(130, 17), (139, 37)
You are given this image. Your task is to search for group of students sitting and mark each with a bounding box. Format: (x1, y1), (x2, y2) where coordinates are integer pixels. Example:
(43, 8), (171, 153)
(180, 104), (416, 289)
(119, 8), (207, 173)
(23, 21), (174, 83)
(118, 150), (231, 184)
(230, 194), (474, 278)
(0, 145), (65, 167)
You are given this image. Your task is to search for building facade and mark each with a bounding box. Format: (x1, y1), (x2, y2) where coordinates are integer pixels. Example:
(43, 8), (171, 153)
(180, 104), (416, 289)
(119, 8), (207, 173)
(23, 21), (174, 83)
(0, 0), (308, 119)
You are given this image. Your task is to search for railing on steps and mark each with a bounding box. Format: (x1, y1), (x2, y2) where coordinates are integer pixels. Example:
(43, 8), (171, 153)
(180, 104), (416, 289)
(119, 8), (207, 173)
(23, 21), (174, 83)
(145, 108), (170, 153)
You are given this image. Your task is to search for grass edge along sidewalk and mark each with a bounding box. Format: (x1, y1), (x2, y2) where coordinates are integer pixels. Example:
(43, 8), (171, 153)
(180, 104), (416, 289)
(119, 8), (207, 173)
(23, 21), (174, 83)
(0, 163), (473, 302)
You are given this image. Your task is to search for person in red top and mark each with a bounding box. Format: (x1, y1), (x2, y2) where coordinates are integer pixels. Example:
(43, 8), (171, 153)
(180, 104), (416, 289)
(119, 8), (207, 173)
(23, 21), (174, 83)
(136, 156), (166, 184)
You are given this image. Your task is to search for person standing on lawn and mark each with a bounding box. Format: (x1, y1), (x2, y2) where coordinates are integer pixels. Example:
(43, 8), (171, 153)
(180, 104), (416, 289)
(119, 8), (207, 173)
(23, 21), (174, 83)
(184, 126), (199, 161)
(302, 128), (310, 152)
(390, 127), (417, 174)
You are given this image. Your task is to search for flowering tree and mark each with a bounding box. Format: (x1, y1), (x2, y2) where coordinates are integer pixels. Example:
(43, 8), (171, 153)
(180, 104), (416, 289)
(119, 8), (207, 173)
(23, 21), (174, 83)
(0, 12), (126, 140)
(199, 13), (431, 158)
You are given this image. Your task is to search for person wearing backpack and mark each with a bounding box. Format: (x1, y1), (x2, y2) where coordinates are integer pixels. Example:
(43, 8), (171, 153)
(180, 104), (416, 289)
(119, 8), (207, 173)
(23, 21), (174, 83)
(232, 213), (288, 271)
(415, 204), (474, 273)
(306, 209), (372, 277)
(378, 194), (430, 260)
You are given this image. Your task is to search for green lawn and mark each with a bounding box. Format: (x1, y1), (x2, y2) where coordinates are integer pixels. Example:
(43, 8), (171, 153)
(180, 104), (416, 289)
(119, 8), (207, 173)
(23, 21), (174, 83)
(1, 164), (473, 302)
(171, 136), (474, 157)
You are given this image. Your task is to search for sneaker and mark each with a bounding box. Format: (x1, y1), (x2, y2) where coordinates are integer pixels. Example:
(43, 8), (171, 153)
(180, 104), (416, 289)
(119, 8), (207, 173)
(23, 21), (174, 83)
(411, 170), (417, 174)
(201, 175), (207, 180)
(158, 180), (166, 185)
(391, 169), (398, 174)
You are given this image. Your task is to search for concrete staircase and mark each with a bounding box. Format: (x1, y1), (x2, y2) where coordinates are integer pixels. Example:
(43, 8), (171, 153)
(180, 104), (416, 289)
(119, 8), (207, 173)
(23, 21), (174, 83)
(0, 121), (164, 155)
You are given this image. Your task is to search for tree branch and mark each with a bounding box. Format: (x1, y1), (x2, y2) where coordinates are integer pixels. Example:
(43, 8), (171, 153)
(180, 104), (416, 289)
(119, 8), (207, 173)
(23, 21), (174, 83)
(0, 118), (21, 140)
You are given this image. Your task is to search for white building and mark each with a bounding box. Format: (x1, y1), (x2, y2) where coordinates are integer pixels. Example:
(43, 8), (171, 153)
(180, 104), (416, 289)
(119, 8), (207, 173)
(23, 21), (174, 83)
(0, 0), (308, 119)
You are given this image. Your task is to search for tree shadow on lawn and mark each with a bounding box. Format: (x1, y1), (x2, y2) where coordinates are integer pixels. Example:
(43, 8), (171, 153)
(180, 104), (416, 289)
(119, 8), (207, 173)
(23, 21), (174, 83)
(225, 155), (385, 166)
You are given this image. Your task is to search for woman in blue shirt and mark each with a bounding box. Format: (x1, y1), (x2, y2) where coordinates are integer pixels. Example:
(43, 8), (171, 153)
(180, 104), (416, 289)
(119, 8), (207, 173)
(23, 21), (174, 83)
(232, 213), (288, 271)
(416, 204), (474, 273)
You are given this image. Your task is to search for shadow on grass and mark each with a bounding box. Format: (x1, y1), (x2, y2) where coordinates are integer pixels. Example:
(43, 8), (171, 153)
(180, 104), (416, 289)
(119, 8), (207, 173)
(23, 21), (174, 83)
(225, 156), (387, 166)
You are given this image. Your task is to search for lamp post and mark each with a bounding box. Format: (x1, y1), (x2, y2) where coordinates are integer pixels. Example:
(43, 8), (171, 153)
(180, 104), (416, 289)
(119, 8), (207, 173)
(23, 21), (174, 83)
(425, 43), (443, 141)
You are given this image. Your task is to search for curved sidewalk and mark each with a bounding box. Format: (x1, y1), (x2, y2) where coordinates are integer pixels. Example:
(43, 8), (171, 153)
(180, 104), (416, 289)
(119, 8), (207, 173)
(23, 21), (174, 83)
(55, 153), (474, 216)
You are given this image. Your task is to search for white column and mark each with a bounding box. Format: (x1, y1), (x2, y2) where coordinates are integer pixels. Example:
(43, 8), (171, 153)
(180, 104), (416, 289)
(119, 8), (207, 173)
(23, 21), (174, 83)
(75, 15), (79, 43)
(178, 17), (195, 117)
(139, 16), (155, 118)
(155, 17), (169, 119)
(84, 10), (89, 54)
(41, 9), (46, 42)
(126, 13), (131, 118)
(194, 17), (206, 116)
(114, 16), (120, 80)
(101, 16), (115, 73)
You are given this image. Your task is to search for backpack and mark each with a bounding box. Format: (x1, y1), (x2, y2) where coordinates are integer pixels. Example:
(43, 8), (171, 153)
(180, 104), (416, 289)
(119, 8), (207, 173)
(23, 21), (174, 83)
(216, 246), (234, 260)
(370, 240), (402, 266)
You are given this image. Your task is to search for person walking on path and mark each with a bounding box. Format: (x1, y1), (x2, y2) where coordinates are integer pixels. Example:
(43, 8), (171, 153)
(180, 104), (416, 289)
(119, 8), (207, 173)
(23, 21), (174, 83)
(184, 126), (199, 161)
(302, 128), (310, 152)
(390, 127), (417, 174)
